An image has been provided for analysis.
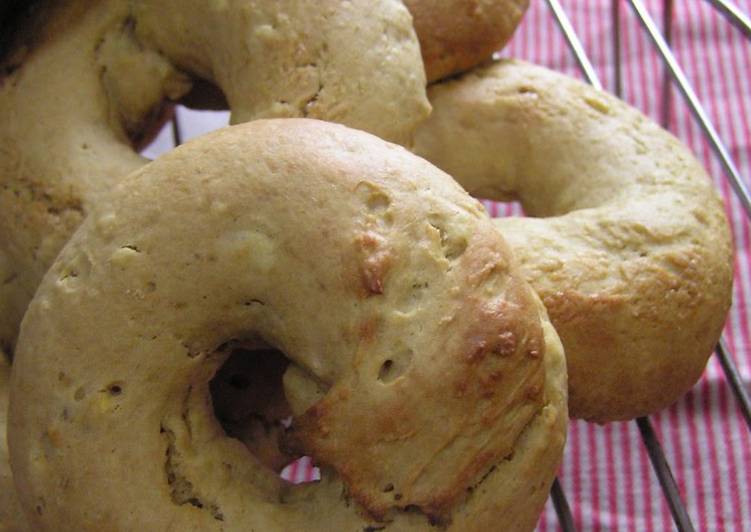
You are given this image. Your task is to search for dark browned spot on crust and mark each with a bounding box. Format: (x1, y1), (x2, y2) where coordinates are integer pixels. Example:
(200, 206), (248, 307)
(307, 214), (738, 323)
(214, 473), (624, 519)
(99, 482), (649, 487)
(461, 299), (530, 365)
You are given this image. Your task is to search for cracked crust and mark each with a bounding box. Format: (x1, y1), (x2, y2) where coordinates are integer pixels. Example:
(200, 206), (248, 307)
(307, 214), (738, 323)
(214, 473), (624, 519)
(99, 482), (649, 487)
(0, 0), (430, 355)
(404, 0), (529, 82)
(413, 60), (734, 421)
(9, 119), (566, 530)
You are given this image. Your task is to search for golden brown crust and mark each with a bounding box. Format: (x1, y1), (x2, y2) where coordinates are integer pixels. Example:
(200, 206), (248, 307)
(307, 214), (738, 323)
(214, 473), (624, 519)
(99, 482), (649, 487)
(0, 0), (430, 355)
(286, 228), (547, 521)
(9, 119), (566, 531)
(404, 0), (529, 82)
(413, 60), (734, 422)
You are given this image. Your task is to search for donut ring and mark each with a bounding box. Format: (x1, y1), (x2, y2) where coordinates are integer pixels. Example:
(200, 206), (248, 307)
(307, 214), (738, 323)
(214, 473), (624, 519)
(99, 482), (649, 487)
(413, 60), (734, 421)
(0, 0), (430, 354)
(10, 119), (566, 531)
(404, 0), (530, 83)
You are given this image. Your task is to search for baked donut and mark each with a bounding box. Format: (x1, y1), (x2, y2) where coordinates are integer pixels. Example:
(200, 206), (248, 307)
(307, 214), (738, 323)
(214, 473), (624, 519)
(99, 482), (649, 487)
(0, 0), (430, 355)
(404, 0), (530, 82)
(9, 119), (567, 531)
(413, 60), (734, 422)
(0, 351), (28, 532)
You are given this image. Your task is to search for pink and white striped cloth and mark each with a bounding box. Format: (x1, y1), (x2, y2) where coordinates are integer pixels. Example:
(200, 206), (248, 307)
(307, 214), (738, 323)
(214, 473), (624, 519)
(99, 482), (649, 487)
(144, 1), (751, 529)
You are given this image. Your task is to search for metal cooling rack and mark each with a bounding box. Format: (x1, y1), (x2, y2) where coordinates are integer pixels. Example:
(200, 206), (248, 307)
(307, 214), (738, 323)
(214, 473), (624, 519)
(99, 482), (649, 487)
(162, 1), (751, 529)
(543, 1), (751, 531)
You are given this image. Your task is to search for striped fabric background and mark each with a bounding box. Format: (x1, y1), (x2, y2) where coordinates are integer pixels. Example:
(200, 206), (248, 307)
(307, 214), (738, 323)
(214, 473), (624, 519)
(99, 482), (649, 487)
(143, 1), (751, 529)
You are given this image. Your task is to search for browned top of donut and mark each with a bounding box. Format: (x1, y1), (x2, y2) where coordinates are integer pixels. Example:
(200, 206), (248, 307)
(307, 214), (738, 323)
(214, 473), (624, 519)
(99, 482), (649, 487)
(405, 0), (529, 82)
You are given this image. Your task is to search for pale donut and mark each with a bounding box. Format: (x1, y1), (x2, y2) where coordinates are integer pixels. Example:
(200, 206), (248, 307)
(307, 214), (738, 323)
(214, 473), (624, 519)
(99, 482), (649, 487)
(10, 119), (566, 531)
(0, 0), (430, 354)
(129, 1), (532, 104)
(0, 352), (28, 532)
(404, 0), (529, 82)
(413, 60), (733, 422)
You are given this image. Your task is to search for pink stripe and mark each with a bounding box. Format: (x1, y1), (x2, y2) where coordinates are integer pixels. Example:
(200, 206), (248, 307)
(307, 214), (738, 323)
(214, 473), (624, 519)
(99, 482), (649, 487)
(621, 422), (636, 531)
(587, 423), (601, 531)
(603, 424), (618, 529)
(571, 421), (583, 528)
(666, 405), (689, 515)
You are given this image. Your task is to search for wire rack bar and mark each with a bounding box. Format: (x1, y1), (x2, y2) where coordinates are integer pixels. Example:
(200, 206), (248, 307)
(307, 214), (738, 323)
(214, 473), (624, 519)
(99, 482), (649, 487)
(171, 110), (182, 147)
(636, 417), (697, 532)
(612, 0), (623, 95)
(704, 0), (751, 38)
(716, 339), (751, 430)
(545, 0), (603, 89)
(550, 478), (577, 531)
(627, 0), (751, 218)
(661, 0), (674, 128)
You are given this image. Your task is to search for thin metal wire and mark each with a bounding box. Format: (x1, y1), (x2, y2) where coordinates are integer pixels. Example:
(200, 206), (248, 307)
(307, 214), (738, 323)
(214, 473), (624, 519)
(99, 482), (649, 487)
(628, 0), (751, 218)
(704, 0), (751, 38)
(545, 0), (603, 89)
(550, 478), (577, 532)
(612, 0), (623, 96)
(716, 339), (751, 430)
(636, 418), (697, 532)
(661, 0), (674, 128)
(171, 109), (182, 147)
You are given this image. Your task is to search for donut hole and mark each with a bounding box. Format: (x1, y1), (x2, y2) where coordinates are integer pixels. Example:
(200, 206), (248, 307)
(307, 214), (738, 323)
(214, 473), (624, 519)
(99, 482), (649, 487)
(129, 101), (176, 153)
(481, 199), (526, 218)
(179, 78), (229, 111)
(137, 78), (230, 158)
(209, 345), (319, 482)
(138, 104), (230, 160)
